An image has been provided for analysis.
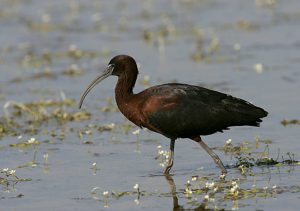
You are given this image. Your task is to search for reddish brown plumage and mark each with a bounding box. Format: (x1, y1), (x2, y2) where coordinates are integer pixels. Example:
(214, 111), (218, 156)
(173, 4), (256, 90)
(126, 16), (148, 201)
(79, 55), (268, 175)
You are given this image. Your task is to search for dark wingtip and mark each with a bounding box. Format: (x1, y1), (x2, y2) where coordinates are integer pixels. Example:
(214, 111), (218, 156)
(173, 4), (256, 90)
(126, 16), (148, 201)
(255, 108), (268, 126)
(261, 109), (268, 118)
(255, 106), (268, 119)
(245, 108), (268, 127)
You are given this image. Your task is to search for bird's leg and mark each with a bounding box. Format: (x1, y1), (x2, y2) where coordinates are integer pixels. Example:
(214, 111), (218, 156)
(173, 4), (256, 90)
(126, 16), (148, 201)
(164, 139), (175, 174)
(191, 136), (227, 175)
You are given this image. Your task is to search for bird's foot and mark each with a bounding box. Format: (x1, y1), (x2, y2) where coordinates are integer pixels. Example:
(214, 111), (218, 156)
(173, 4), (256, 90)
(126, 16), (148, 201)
(163, 166), (172, 175)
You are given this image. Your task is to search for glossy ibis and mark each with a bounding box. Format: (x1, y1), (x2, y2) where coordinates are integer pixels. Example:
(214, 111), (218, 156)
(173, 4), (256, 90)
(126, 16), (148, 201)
(79, 55), (268, 175)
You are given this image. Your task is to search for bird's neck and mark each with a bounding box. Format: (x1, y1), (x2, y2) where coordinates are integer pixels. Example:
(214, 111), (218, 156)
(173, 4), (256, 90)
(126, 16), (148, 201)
(115, 72), (137, 105)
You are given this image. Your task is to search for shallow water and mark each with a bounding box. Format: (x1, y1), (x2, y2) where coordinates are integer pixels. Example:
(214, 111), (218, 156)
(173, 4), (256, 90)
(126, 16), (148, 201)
(1, 0), (300, 210)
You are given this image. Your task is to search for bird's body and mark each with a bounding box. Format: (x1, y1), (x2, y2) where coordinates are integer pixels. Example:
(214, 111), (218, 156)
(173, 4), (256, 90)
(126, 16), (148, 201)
(123, 83), (266, 139)
(79, 55), (268, 175)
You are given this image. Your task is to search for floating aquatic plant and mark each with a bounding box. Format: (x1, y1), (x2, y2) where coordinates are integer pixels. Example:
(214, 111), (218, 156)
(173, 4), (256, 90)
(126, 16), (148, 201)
(0, 98), (91, 139)
(281, 119), (300, 126)
(1, 167), (31, 191)
(222, 138), (299, 171)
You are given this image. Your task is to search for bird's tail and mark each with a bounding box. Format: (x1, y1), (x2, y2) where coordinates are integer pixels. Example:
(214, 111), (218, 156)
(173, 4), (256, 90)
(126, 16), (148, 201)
(236, 105), (268, 127)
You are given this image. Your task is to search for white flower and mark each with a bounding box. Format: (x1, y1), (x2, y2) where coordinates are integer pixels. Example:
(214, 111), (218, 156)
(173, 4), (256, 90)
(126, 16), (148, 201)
(192, 176), (197, 181)
(226, 139), (232, 145)
(253, 63), (263, 73)
(205, 182), (215, 189)
(92, 162), (97, 167)
(158, 150), (164, 155)
(9, 169), (16, 176)
(103, 191), (109, 196)
(43, 153), (49, 160)
(132, 129), (140, 135)
(28, 137), (36, 144)
(185, 187), (193, 195)
(2, 168), (9, 172)
(133, 183), (139, 190)
(205, 182), (209, 188)
(106, 123), (115, 129)
(230, 184), (239, 193)
(157, 145), (162, 149)
(204, 194), (210, 200)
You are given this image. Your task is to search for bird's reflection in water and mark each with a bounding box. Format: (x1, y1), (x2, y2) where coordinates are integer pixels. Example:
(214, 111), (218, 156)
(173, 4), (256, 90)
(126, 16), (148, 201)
(164, 174), (181, 210)
(164, 174), (216, 211)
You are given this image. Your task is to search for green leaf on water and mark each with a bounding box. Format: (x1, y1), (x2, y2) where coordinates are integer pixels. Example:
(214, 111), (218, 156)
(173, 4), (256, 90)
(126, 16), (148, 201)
(9, 140), (41, 148)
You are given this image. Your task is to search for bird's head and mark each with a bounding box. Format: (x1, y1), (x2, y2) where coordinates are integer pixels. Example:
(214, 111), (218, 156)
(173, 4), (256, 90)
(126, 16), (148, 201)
(78, 55), (138, 109)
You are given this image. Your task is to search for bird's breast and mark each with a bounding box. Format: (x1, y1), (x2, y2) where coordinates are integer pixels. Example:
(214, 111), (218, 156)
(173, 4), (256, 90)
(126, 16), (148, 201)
(117, 101), (145, 127)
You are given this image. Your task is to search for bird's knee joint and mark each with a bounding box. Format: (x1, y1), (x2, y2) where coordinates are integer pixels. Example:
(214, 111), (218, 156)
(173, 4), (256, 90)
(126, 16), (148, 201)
(215, 158), (222, 164)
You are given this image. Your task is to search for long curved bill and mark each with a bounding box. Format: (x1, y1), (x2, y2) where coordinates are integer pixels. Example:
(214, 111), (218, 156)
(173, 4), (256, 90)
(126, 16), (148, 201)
(78, 64), (114, 109)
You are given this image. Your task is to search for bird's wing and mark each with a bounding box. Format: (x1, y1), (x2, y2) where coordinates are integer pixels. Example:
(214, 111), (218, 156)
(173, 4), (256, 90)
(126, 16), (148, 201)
(140, 83), (267, 138)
